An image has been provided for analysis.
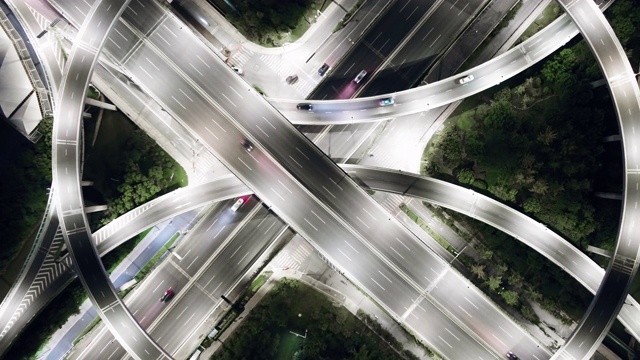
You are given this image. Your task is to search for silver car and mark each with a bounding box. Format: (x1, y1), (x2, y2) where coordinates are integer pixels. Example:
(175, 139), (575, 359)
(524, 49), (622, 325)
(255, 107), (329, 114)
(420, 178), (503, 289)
(354, 70), (367, 83)
(457, 74), (474, 84)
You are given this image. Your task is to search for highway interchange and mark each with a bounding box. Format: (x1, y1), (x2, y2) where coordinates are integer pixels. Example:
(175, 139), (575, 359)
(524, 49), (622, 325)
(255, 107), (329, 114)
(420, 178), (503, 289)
(1, 0), (639, 359)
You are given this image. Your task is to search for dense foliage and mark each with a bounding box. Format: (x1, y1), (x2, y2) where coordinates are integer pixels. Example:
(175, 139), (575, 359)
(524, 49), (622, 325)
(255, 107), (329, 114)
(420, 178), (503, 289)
(227, 0), (314, 46)
(428, 40), (616, 249)
(86, 126), (186, 228)
(0, 118), (52, 274)
(214, 279), (416, 360)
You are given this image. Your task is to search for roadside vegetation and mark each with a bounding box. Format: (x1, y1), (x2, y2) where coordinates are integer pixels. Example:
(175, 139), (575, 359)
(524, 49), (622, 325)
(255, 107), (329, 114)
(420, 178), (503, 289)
(5, 280), (86, 360)
(224, 0), (329, 47)
(0, 118), (52, 276)
(422, 0), (640, 324)
(213, 279), (421, 360)
(83, 108), (187, 230)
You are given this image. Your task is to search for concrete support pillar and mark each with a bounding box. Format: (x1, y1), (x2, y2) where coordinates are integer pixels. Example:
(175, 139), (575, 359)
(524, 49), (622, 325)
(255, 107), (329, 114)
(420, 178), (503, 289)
(85, 97), (116, 111)
(594, 192), (622, 200)
(601, 134), (621, 142)
(84, 205), (108, 213)
(587, 245), (612, 259)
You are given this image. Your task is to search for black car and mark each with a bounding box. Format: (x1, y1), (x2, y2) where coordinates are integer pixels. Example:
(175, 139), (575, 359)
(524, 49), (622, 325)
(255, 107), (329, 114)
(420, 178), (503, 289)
(318, 63), (330, 76)
(241, 139), (254, 152)
(506, 351), (519, 360)
(297, 103), (313, 111)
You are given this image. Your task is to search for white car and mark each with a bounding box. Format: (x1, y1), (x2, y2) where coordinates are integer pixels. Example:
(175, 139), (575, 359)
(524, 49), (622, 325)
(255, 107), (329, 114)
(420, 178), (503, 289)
(354, 70), (367, 83)
(230, 64), (243, 75)
(457, 74), (474, 84)
(231, 198), (244, 212)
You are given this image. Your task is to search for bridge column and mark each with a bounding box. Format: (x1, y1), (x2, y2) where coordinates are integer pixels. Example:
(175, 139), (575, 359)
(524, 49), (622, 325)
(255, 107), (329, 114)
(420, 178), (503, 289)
(594, 192), (622, 200)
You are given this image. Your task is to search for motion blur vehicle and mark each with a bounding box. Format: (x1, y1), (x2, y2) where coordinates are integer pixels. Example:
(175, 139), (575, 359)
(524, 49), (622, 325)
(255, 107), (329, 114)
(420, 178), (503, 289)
(231, 198), (245, 212)
(230, 64), (243, 75)
(457, 74), (474, 84)
(379, 97), (394, 106)
(318, 63), (330, 76)
(160, 288), (174, 302)
(241, 139), (254, 152)
(506, 351), (519, 360)
(296, 103), (313, 111)
(354, 70), (367, 83)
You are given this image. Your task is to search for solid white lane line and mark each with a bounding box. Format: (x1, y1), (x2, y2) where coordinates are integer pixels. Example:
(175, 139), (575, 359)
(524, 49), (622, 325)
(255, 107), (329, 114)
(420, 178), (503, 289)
(196, 54), (211, 68)
(189, 63), (203, 76)
(311, 210), (326, 224)
(262, 116), (276, 129)
(229, 86), (244, 99)
(277, 180), (292, 193)
(229, 245), (243, 258)
(344, 240), (359, 253)
(444, 327), (460, 341)
(288, 155), (303, 168)
(221, 93), (236, 107)
(338, 248), (352, 261)
(153, 279), (165, 292)
(464, 296), (479, 309)
(458, 305), (472, 317)
(438, 336), (453, 348)
(179, 88), (194, 102)
(355, 216), (370, 229)
(304, 218), (318, 231)
(210, 119), (226, 132)
(214, 225), (226, 239)
(378, 270), (393, 283)
(271, 188), (285, 201)
(296, 147), (310, 160)
(322, 186), (336, 198)
(256, 124), (269, 137)
(237, 158), (252, 170)
(370, 277), (386, 291)
(389, 246), (404, 259)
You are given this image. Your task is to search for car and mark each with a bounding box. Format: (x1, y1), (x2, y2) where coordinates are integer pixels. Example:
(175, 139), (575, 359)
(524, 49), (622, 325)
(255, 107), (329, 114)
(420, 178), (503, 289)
(318, 63), (330, 76)
(160, 288), (174, 302)
(296, 103), (313, 111)
(241, 139), (254, 152)
(379, 97), (394, 106)
(231, 198), (245, 212)
(354, 70), (367, 83)
(457, 74), (474, 84)
(286, 75), (299, 84)
(506, 351), (520, 360)
(230, 64), (243, 75)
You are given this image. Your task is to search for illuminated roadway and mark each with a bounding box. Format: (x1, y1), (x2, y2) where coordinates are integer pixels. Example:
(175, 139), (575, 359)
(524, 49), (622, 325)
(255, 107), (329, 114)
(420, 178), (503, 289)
(51, 0), (171, 358)
(8, 0), (637, 358)
(48, 0), (539, 358)
(549, 0), (640, 359)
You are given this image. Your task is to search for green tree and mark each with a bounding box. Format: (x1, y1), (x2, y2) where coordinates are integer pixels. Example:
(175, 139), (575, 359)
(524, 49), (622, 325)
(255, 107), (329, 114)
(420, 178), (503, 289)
(501, 290), (519, 306)
(487, 276), (502, 291)
(457, 168), (475, 184)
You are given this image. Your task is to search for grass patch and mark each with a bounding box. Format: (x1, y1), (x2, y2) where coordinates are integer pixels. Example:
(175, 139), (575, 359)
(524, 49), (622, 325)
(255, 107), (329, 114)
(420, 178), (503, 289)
(249, 271), (272, 293)
(274, 332), (302, 360)
(253, 85), (267, 96)
(134, 232), (180, 281)
(400, 204), (455, 254)
(73, 316), (102, 346)
(214, 279), (415, 360)
(517, 2), (563, 44)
